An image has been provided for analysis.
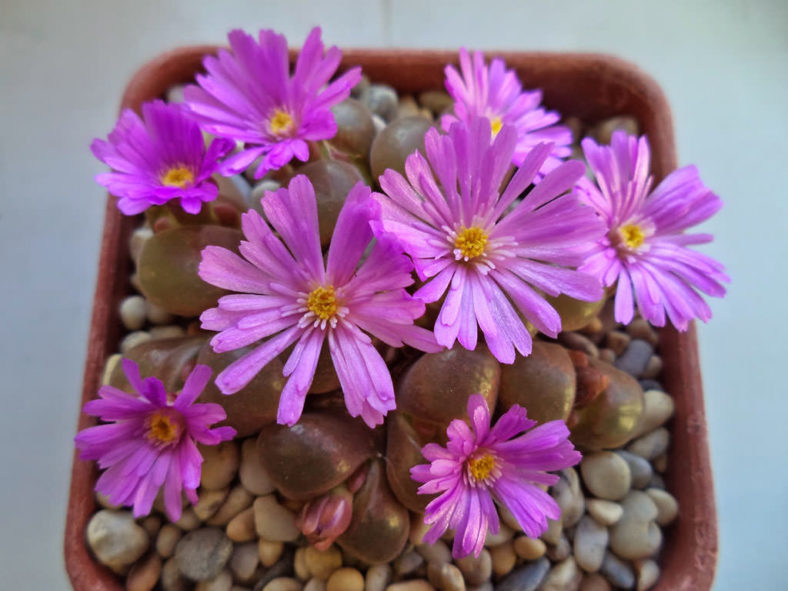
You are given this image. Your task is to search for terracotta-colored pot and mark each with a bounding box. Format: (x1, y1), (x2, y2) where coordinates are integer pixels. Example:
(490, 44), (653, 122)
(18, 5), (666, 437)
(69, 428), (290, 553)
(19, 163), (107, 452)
(65, 46), (718, 590)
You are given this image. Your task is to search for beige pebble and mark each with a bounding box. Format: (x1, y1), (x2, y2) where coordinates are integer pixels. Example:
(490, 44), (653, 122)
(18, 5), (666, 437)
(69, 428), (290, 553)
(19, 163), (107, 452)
(156, 524), (182, 558)
(609, 492), (662, 560)
(194, 488), (229, 521)
(581, 452), (632, 501)
(254, 495), (300, 542)
(645, 488), (679, 526)
(305, 579), (327, 591)
(130, 226), (154, 261)
(385, 582), (435, 591)
(160, 557), (187, 591)
(395, 549), (424, 577)
(439, 563), (466, 591)
(484, 523), (514, 546)
(240, 438), (276, 495)
(263, 578), (303, 591)
(200, 441), (240, 491)
(573, 516), (609, 573)
(540, 519), (563, 545)
(126, 552), (161, 591)
(546, 535), (571, 562)
(305, 545), (342, 580)
(627, 428), (670, 461)
(149, 325), (185, 339)
(196, 570), (233, 591)
(586, 499), (624, 526)
(146, 300), (174, 325)
(416, 540), (451, 565)
(86, 510), (149, 573)
(327, 567), (364, 591)
(541, 557), (581, 591)
(455, 549), (492, 586)
(489, 542), (516, 577)
(635, 559), (660, 590)
(174, 508), (200, 531)
(120, 331), (151, 354)
(230, 542), (259, 583)
(227, 507), (257, 542)
(120, 295), (147, 331)
(633, 390), (675, 438)
(513, 536), (546, 560)
(207, 486), (254, 526)
(365, 563), (392, 591)
(101, 354), (123, 386)
(259, 538), (285, 567)
(580, 572), (611, 590)
(294, 547), (310, 581)
(592, 116), (640, 145)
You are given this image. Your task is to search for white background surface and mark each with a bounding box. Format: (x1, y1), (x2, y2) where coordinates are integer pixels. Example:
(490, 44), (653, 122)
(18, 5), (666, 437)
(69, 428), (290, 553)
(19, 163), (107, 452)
(1, 1), (785, 589)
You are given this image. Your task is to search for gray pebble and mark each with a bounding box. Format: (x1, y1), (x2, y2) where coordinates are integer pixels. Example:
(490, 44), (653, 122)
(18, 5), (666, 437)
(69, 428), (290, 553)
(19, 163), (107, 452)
(552, 468), (585, 527)
(546, 534), (571, 562)
(175, 528), (233, 582)
(645, 488), (679, 526)
(495, 557), (550, 591)
(365, 563), (392, 591)
(455, 549), (492, 586)
(86, 509), (149, 572)
(600, 552), (635, 589)
(638, 379), (664, 392)
(541, 557), (582, 591)
(640, 355), (663, 380)
(616, 451), (653, 489)
(573, 516), (609, 573)
(615, 339), (654, 377)
(361, 84), (398, 121)
(609, 492), (662, 560)
(581, 452), (632, 501)
(586, 500), (623, 527)
(394, 550), (424, 577)
(627, 428), (669, 460)
(632, 391), (675, 438)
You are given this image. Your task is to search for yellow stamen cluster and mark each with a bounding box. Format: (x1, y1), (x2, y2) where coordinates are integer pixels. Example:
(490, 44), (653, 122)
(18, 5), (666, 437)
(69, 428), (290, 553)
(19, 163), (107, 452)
(161, 166), (194, 188)
(490, 116), (503, 137)
(620, 223), (646, 250)
(306, 286), (338, 321)
(454, 226), (489, 260)
(468, 453), (496, 483)
(146, 411), (181, 445)
(269, 109), (295, 137)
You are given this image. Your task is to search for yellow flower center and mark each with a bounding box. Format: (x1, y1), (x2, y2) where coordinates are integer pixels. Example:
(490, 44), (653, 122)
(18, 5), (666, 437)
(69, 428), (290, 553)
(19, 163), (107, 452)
(454, 226), (489, 260)
(620, 223), (646, 249)
(145, 410), (182, 446)
(306, 286), (338, 321)
(269, 108), (295, 137)
(161, 166), (194, 188)
(490, 116), (503, 137)
(468, 453), (496, 483)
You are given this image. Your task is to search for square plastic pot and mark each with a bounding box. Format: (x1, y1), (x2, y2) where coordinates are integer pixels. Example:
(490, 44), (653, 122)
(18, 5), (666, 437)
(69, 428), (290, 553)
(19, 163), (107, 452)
(65, 46), (718, 591)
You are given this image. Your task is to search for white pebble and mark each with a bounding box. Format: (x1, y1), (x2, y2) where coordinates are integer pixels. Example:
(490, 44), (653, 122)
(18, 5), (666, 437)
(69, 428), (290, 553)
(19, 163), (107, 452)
(120, 295), (147, 331)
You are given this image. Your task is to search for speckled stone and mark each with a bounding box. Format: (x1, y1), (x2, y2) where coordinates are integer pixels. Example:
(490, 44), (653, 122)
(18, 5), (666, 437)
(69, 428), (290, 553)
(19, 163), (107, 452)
(174, 528), (233, 582)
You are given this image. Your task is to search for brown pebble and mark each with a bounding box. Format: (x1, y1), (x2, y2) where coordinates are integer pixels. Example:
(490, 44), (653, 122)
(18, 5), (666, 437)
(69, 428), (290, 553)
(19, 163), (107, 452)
(304, 545), (342, 580)
(304, 579), (327, 591)
(641, 355), (663, 379)
(156, 524), (182, 558)
(194, 488), (230, 521)
(580, 572), (611, 591)
(258, 539), (284, 567)
(174, 508), (200, 531)
(489, 542), (517, 577)
(207, 486), (254, 526)
(226, 507), (257, 542)
(605, 331), (631, 355)
(126, 553), (162, 591)
(326, 567), (364, 591)
(598, 348), (616, 364)
(626, 318), (658, 346)
(456, 549), (492, 586)
(385, 582), (435, 591)
(513, 536), (546, 560)
(141, 515), (161, 536)
(263, 578), (303, 591)
(229, 542), (259, 583)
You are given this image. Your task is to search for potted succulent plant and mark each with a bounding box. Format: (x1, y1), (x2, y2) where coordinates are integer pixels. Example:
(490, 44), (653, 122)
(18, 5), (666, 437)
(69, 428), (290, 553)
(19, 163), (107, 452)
(66, 28), (723, 591)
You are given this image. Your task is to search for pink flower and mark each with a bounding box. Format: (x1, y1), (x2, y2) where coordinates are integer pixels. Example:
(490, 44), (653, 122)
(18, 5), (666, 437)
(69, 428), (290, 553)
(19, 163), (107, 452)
(578, 131), (729, 329)
(74, 360), (236, 521)
(184, 27), (361, 179)
(91, 100), (235, 214)
(442, 48), (572, 177)
(198, 175), (440, 428)
(375, 116), (604, 364)
(411, 394), (581, 558)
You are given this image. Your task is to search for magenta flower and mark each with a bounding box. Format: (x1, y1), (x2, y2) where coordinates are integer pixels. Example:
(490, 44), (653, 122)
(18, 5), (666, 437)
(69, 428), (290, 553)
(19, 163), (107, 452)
(577, 131), (729, 330)
(184, 27), (361, 179)
(74, 360), (236, 521)
(375, 117), (604, 363)
(411, 394), (581, 558)
(198, 175), (440, 427)
(442, 48), (572, 177)
(91, 100), (234, 215)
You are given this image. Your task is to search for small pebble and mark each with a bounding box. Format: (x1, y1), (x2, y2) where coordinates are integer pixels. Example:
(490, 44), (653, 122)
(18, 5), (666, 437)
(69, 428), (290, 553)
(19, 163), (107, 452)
(540, 519), (563, 545)
(101, 354), (123, 386)
(254, 495), (300, 542)
(641, 355), (663, 379)
(120, 295), (147, 331)
(484, 523), (514, 546)
(149, 325), (185, 339)
(418, 90), (452, 115)
(455, 549), (492, 586)
(239, 438), (276, 495)
(362, 84), (399, 121)
(586, 500), (623, 527)
(541, 557), (581, 591)
(605, 331), (631, 355)
(250, 179), (282, 208)
(385, 582), (435, 591)
(161, 557), (188, 591)
(513, 536), (547, 560)
(166, 85), (185, 103)
(580, 573), (611, 591)
(120, 330), (152, 354)
(546, 535), (571, 562)
(395, 549), (424, 577)
(633, 390), (675, 438)
(439, 563), (466, 591)
(174, 508), (200, 531)
(207, 486), (254, 526)
(304, 545), (342, 580)
(409, 514), (431, 545)
(598, 348), (616, 364)
(264, 578), (303, 591)
(635, 559), (660, 590)
(416, 540), (451, 565)
(305, 579), (327, 591)
(592, 116), (639, 145)
(573, 516), (609, 573)
(581, 452), (632, 501)
(552, 468), (585, 527)
(141, 515), (161, 536)
(126, 552), (161, 591)
(609, 491), (662, 560)
(600, 552), (635, 589)
(174, 528), (233, 582)
(194, 488), (229, 521)
(156, 524), (182, 558)
(489, 542), (517, 577)
(496, 557), (550, 591)
(327, 567), (365, 591)
(200, 441), (239, 491)
(226, 507), (256, 542)
(653, 453), (668, 473)
(146, 300), (174, 325)
(195, 570), (232, 591)
(86, 510), (149, 573)
(365, 563), (392, 591)
(258, 539), (285, 567)
(559, 332), (599, 358)
(129, 226), (154, 262)
(615, 451), (653, 489)
(229, 542), (259, 583)
(626, 318), (658, 346)
(627, 428), (670, 460)
(645, 488), (679, 525)
(294, 547), (310, 581)
(615, 339), (654, 377)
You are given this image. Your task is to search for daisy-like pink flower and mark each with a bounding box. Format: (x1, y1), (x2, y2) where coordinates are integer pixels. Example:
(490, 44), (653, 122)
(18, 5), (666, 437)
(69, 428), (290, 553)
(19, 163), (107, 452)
(442, 48), (572, 177)
(91, 100), (235, 215)
(375, 116), (604, 364)
(184, 27), (361, 179)
(74, 360), (236, 521)
(578, 131), (729, 330)
(198, 175), (440, 428)
(411, 394), (581, 558)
